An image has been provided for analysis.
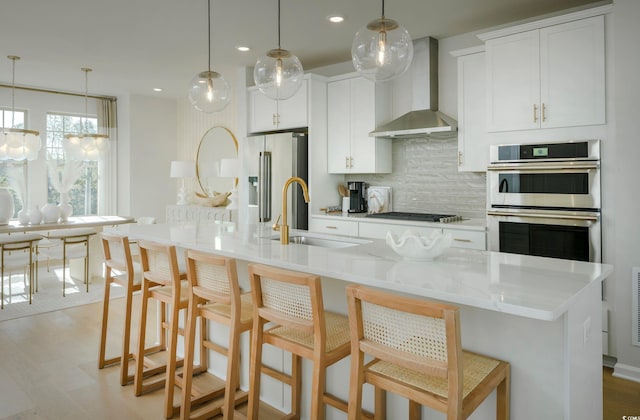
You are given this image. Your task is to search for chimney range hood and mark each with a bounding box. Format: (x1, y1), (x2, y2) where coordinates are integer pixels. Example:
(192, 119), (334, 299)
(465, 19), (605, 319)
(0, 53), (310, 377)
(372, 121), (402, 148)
(369, 37), (457, 139)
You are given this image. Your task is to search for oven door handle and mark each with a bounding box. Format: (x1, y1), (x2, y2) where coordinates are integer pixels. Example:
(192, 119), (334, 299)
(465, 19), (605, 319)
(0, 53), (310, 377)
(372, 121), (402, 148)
(487, 162), (599, 171)
(487, 210), (599, 221)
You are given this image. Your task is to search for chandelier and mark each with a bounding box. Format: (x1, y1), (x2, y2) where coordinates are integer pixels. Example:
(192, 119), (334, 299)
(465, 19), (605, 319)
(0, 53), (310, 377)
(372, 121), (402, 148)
(64, 68), (109, 161)
(0, 56), (42, 161)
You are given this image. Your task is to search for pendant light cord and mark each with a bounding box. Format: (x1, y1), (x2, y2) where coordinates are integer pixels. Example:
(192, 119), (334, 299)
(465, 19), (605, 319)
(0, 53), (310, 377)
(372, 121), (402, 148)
(381, 0), (385, 18)
(9, 56), (18, 129)
(82, 68), (91, 134)
(208, 0), (212, 73)
(277, 0), (281, 49)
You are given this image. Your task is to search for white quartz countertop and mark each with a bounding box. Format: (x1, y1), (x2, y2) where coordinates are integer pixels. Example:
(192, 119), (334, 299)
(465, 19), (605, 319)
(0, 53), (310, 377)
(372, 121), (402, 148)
(312, 212), (487, 231)
(112, 222), (612, 322)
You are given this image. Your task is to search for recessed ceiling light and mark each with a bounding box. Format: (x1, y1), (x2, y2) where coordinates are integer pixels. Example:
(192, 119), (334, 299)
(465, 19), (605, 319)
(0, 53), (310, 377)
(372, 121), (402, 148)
(153, 88), (163, 92)
(327, 14), (345, 23)
(236, 45), (251, 52)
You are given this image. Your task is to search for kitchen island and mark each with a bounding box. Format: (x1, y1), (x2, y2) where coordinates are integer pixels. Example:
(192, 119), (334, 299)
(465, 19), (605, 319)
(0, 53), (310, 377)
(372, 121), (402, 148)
(111, 221), (612, 420)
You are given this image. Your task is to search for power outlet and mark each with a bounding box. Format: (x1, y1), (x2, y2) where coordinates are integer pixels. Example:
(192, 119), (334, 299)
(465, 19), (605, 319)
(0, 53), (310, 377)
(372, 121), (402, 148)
(583, 316), (592, 344)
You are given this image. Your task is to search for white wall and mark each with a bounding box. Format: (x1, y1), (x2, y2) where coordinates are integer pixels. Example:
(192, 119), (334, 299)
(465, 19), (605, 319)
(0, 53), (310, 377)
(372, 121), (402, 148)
(610, 0), (640, 379)
(122, 94), (178, 221)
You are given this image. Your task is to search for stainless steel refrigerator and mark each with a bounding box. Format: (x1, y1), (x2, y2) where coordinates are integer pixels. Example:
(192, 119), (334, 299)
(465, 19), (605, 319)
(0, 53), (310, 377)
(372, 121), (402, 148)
(247, 131), (308, 230)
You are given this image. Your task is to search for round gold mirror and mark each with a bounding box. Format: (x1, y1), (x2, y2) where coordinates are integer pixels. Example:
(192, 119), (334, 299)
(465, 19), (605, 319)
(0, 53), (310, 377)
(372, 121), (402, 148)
(196, 126), (238, 197)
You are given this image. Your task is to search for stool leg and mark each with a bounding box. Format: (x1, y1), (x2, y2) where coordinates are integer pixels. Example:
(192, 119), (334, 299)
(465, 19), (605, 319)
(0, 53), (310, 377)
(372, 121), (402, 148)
(85, 241), (90, 293)
(180, 298), (198, 420)
(163, 297), (182, 418)
(134, 281), (151, 396)
(374, 387), (387, 420)
(291, 355), (302, 419)
(310, 358), (326, 419)
(408, 400), (421, 420)
(120, 283), (135, 386)
(1, 253), (4, 310)
(247, 320), (265, 420)
(223, 319), (242, 419)
(98, 269), (112, 370)
(62, 243), (67, 297)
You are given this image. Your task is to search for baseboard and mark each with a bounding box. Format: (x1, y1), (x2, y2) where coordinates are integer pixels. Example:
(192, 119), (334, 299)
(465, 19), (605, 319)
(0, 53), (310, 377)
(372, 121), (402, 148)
(603, 354), (617, 368)
(613, 362), (640, 384)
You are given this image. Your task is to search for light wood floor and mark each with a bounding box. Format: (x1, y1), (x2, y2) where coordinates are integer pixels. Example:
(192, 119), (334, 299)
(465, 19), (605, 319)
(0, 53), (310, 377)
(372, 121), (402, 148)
(1, 297), (639, 419)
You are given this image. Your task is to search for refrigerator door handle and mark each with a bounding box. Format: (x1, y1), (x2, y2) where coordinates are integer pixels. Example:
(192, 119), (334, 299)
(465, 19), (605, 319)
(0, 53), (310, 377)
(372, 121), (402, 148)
(259, 151), (272, 222)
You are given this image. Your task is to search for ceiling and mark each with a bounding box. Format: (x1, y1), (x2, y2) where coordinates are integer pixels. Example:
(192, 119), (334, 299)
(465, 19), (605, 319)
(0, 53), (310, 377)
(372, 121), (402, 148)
(1, 0), (605, 99)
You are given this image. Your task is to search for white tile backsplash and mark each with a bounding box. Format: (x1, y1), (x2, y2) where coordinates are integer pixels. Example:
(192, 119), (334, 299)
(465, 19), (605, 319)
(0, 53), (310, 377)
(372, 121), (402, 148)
(346, 138), (486, 218)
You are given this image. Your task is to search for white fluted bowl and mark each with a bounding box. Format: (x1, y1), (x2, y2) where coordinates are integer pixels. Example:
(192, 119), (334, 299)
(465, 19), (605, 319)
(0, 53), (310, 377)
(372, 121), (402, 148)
(386, 229), (452, 261)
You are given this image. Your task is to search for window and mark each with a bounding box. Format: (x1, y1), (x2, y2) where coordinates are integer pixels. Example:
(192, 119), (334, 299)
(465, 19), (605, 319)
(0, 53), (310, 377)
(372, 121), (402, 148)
(1, 108), (28, 217)
(46, 113), (99, 215)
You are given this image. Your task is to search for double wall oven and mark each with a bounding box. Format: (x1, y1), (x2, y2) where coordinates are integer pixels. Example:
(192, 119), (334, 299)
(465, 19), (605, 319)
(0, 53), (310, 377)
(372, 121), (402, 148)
(487, 140), (601, 262)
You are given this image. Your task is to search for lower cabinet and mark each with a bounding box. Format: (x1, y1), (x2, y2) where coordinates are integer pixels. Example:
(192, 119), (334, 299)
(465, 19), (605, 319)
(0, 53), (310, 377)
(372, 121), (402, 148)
(309, 216), (486, 250)
(308, 218), (359, 236)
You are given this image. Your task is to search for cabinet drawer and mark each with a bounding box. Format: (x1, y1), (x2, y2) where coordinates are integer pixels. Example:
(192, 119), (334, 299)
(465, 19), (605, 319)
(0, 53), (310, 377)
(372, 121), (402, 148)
(309, 219), (358, 236)
(359, 222), (441, 240)
(444, 228), (486, 250)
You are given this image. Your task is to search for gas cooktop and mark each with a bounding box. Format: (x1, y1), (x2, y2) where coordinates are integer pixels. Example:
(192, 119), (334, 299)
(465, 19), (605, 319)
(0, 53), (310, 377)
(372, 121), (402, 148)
(365, 212), (462, 223)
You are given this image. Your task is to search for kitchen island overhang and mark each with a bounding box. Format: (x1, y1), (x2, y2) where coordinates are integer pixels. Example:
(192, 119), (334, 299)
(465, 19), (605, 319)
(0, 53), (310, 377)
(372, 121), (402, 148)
(111, 222), (612, 420)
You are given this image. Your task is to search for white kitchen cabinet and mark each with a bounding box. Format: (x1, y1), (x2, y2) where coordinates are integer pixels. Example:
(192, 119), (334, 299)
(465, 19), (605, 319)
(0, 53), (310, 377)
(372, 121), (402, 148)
(309, 217), (359, 236)
(482, 15), (605, 132)
(442, 227), (486, 250)
(358, 222), (441, 241)
(327, 74), (392, 174)
(452, 46), (488, 172)
(248, 79), (308, 133)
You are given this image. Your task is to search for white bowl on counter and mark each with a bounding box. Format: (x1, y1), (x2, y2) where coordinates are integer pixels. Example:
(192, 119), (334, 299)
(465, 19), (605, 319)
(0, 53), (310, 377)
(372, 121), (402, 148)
(386, 229), (452, 261)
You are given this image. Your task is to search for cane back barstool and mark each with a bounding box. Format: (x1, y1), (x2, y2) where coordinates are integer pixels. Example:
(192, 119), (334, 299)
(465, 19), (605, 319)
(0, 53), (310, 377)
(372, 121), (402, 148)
(346, 284), (511, 420)
(180, 249), (253, 420)
(98, 232), (148, 386)
(134, 240), (189, 419)
(247, 263), (356, 420)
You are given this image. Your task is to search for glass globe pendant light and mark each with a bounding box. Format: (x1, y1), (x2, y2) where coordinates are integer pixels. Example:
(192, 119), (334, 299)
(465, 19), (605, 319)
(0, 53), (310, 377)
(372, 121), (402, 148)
(188, 0), (230, 113)
(351, 0), (413, 82)
(253, 0), (304, 100)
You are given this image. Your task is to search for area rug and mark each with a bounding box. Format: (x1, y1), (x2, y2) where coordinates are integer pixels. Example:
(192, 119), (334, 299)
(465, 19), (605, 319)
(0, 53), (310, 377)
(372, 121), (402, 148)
(0, 268), (124, 322)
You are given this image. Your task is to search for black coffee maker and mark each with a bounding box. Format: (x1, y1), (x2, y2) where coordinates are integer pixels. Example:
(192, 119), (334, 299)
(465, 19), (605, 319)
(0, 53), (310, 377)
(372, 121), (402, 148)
(348, 181), (367, 213)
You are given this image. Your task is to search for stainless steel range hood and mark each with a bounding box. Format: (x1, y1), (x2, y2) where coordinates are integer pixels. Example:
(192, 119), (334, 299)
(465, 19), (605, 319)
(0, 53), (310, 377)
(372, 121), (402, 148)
(370, 37), (457, 139)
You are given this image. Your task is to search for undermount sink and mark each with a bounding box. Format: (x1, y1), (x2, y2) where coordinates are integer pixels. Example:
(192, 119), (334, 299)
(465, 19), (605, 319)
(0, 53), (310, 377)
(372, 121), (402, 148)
(271, 235), (363, 249)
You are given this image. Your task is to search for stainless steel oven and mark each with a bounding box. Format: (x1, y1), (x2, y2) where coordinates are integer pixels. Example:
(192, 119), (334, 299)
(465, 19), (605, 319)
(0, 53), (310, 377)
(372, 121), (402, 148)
(487, 140), (601, 262)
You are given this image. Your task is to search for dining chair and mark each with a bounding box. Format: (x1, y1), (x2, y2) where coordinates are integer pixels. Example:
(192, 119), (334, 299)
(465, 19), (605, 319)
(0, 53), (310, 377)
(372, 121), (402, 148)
(38, 227), (97, 296)
(346, 284), (511, 420)
(0, 233), (42, 308)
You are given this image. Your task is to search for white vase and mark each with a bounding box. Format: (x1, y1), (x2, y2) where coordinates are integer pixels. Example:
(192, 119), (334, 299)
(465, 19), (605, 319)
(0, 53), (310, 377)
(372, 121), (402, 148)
(42, 203), (60, 224)
(0, 188), (14, 225)
(18, 207), (30, 225)
(58, 193), (73, 223)
(30, 204), (42, 225)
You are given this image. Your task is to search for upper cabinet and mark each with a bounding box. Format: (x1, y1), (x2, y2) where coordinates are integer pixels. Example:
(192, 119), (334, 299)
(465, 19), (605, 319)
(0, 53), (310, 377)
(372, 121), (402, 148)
(327, 74), (392, 174)
(248, 79), (308, 133)
(452, 46), (487, 172)
(482, 14), (605, 132)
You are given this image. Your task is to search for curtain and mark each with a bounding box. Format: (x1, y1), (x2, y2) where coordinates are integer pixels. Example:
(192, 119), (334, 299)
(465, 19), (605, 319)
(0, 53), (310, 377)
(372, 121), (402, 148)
(97, 97), (118, 215)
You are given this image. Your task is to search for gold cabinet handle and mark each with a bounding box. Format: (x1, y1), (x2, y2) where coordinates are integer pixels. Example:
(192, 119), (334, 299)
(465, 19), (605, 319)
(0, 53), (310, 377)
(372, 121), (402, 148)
(349, 157), (354, 168)
(458, 151), (462, 166)
(272, 114), (277, 126)
(325, 226), (338, 229)
(533, 104), (538, 123)
(542, 103), (547, 122)
(345, 156), (349, 169)
(453, 238), (472, 243)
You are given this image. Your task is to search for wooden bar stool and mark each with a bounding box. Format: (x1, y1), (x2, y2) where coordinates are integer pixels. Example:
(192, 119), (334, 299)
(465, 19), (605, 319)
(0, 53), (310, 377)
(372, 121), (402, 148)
(180, 249), (253, 420)
(346, 284), (511, 420)
(98, 232), (151, 386)
(247, 263), (353, 420)
(40, 227), (96, 296)
(0, 233), (41, 308)
(134, 240), (188, 419)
